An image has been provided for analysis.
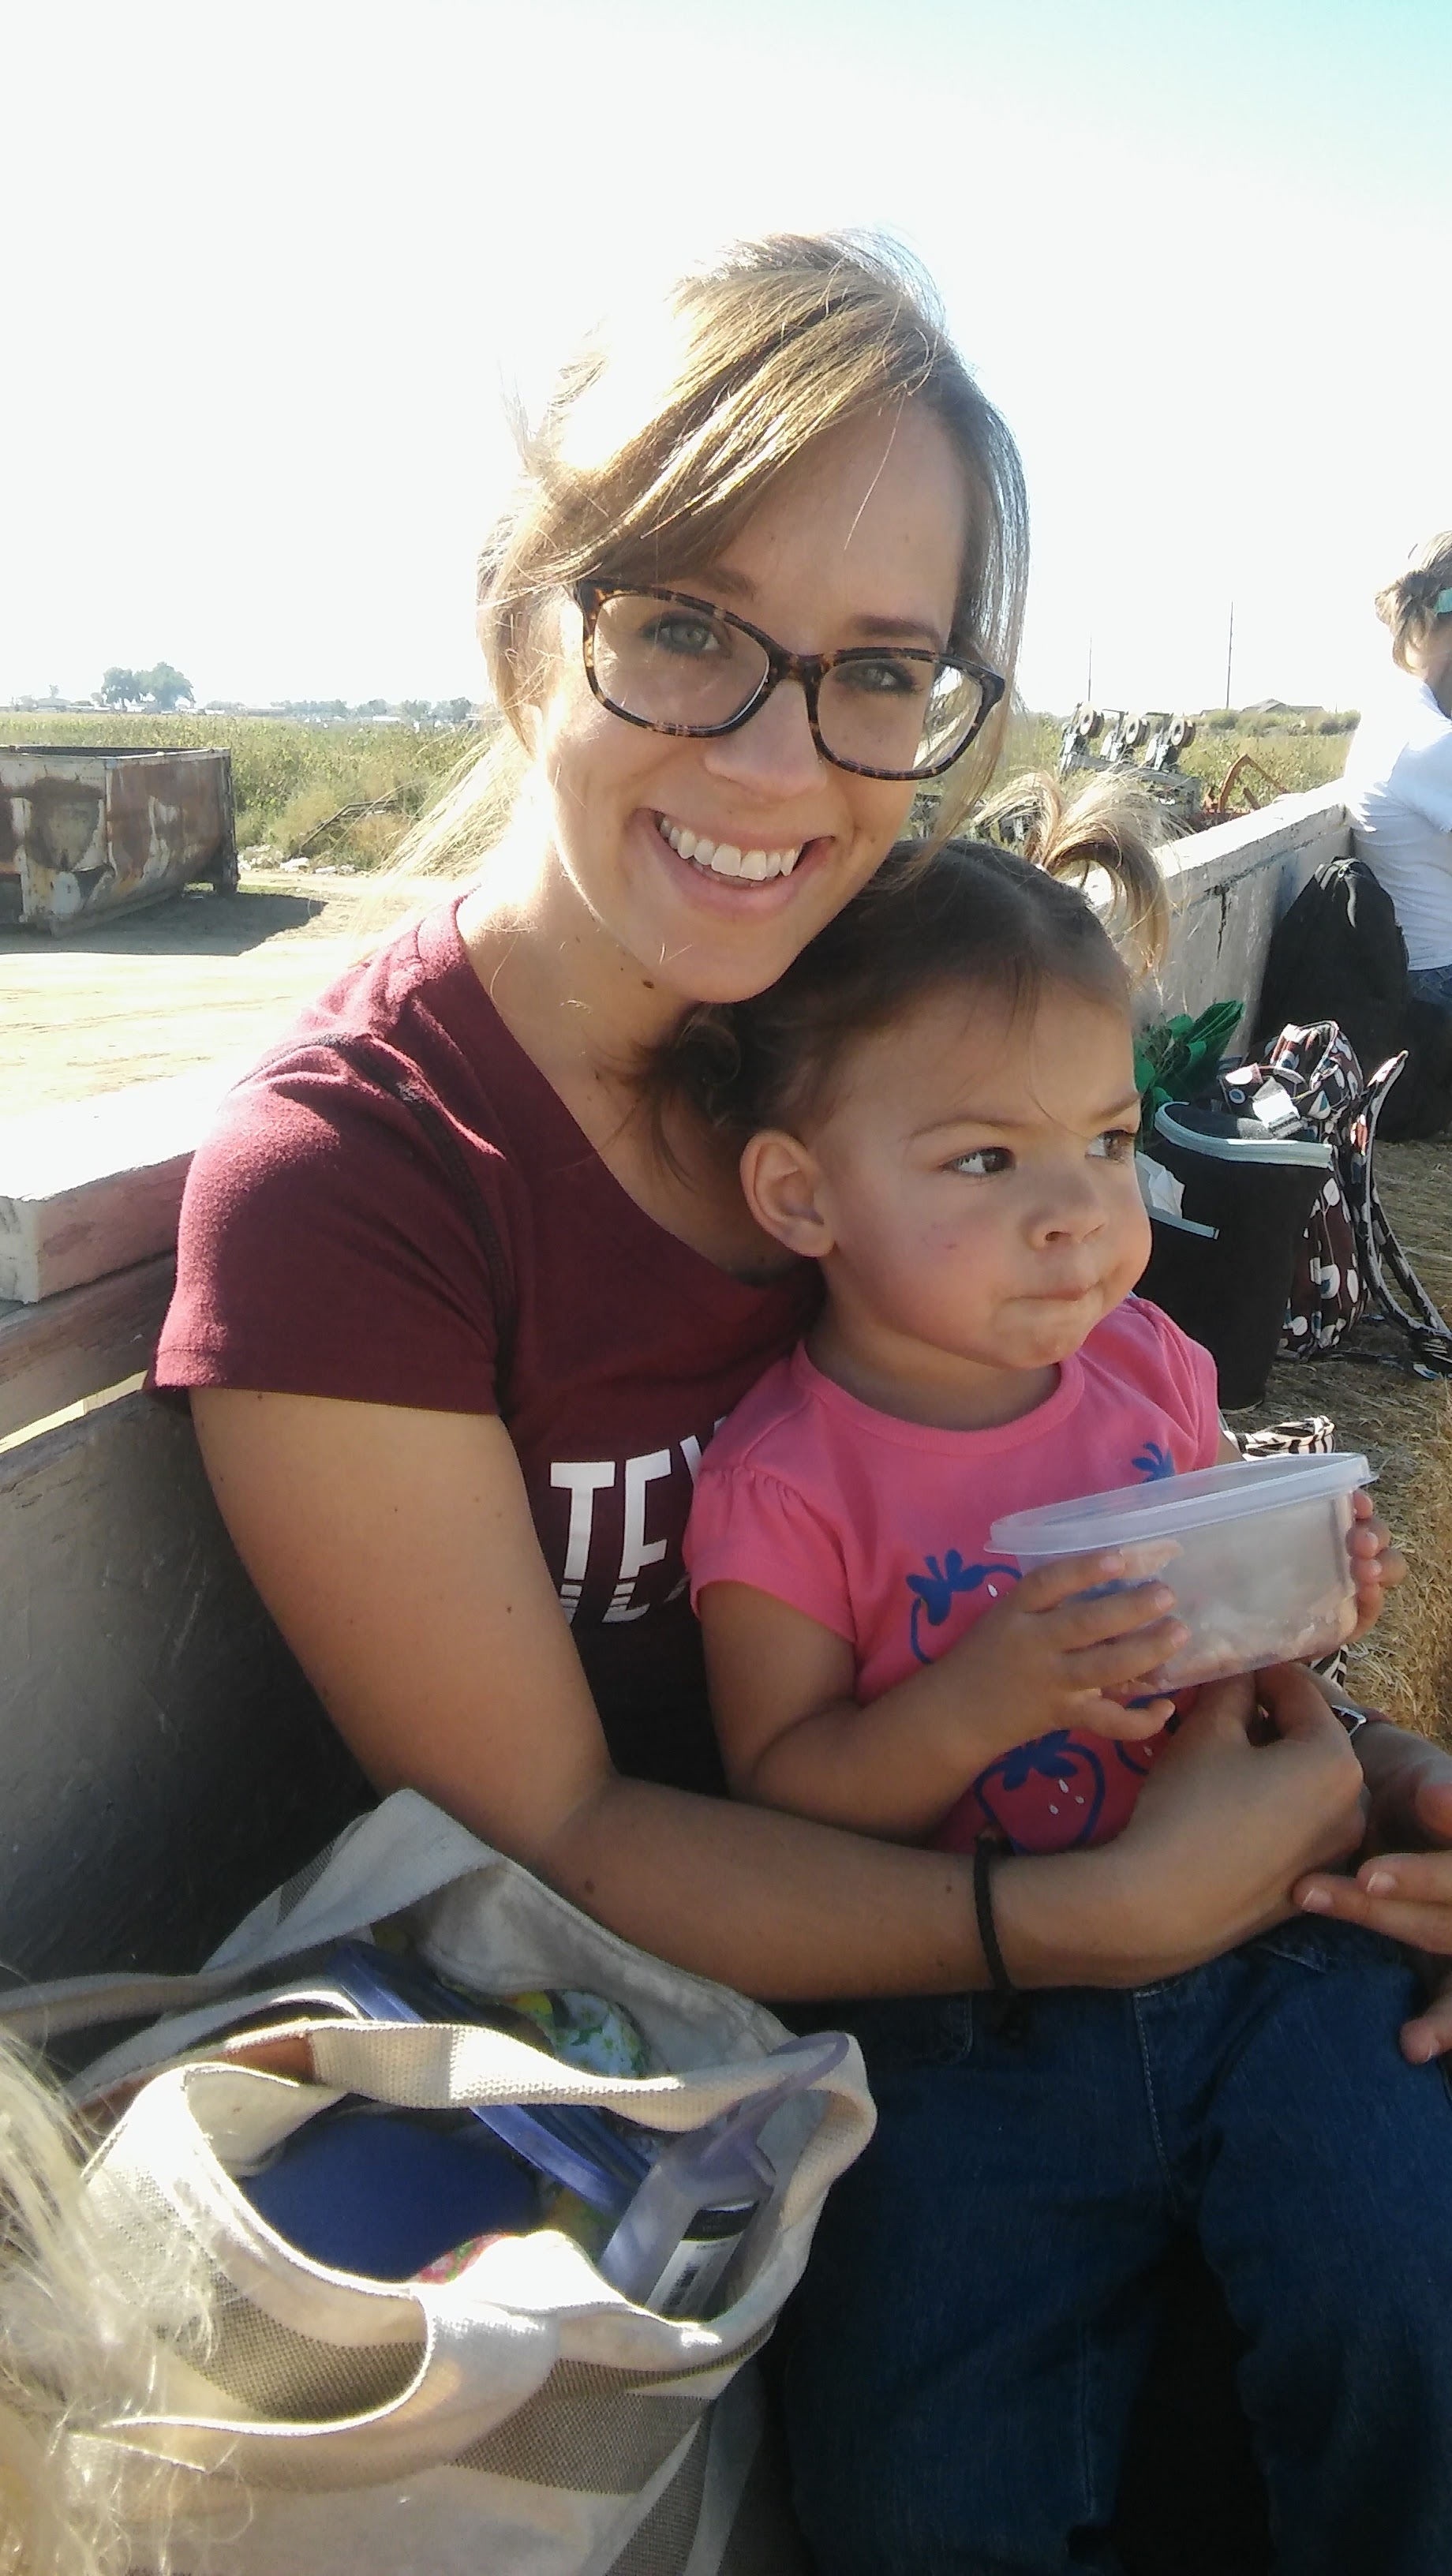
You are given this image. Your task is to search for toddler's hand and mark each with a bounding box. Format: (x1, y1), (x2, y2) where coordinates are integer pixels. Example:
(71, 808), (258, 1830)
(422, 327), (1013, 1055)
(1348, 1491), (1404, 1638)
(950, 1548), (1188, 1745)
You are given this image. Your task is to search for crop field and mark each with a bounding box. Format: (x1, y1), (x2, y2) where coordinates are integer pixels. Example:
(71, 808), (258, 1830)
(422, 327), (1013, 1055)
(1004, 710), (1353, 805)
(0, 705), (1354, 874)
(0, 711), (482, 871)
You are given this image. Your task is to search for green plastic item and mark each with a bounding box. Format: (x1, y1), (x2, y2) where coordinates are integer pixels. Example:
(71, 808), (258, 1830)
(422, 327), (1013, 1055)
(1135, 1000), (1244, 1124)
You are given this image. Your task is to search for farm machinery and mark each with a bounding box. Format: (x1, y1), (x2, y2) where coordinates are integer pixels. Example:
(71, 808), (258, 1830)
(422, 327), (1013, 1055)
(1058, 705), (1289, 827)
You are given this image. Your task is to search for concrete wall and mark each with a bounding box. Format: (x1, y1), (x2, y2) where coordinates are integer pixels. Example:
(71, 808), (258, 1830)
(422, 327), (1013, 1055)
(1148, 780), (1349, 1031)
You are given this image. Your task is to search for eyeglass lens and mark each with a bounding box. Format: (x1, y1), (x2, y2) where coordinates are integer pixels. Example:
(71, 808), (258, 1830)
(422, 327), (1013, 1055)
(589, 593), (986, 777)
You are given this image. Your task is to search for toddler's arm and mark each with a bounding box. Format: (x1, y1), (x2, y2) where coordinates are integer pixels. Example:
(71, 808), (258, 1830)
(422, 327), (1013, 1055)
(701, 1556), (1188, 1841)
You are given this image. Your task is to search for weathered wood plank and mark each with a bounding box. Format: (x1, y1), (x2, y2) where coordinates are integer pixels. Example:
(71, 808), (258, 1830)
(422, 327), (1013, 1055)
(0, 1060), (242, 1301)
(0, 1393), (368, 1981)
(0, 1254), (175, 1440)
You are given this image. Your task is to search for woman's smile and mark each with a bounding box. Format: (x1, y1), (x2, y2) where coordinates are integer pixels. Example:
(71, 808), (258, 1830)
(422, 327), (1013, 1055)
(655, 812), (805, 882)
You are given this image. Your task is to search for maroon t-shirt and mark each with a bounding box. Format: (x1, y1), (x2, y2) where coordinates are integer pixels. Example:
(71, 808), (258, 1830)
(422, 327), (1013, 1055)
(155, 896), (817, 1792)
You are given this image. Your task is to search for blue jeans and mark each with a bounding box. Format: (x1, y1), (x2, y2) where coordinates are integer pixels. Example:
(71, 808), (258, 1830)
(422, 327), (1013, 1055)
(1409, 963), (1452, 1017)
(783, 1922), (1452, 2575)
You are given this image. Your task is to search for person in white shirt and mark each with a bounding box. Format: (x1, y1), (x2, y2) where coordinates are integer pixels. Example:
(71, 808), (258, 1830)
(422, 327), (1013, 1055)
(1344, 531), (1452, 1012)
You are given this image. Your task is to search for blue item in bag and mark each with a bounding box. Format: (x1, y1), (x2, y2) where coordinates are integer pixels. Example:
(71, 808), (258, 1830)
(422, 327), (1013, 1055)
(239, 2105), (540, 2279)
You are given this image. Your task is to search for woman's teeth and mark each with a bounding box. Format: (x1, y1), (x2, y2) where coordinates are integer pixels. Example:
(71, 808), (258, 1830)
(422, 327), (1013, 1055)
(659, 818), (802, 880)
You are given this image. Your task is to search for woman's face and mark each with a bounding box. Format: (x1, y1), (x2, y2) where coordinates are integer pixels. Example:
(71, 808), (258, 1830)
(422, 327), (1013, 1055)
(525, 401), (973, 1008)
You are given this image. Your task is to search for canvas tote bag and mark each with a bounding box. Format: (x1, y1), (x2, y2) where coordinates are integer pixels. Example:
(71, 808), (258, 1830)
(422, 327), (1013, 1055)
(2, 1792), (876, 2576)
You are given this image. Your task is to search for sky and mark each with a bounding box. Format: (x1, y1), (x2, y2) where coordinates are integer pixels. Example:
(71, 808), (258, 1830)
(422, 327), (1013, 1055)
(5, 0), (1449, 717)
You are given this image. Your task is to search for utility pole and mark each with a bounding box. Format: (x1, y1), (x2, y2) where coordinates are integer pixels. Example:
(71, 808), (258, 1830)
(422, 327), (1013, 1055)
(1085, 637), (1093, 707)
(1224, 602), (1235, 711)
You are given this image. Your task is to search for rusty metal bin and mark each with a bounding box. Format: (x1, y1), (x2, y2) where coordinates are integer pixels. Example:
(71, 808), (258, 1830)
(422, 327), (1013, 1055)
(0, 746), (237, 934)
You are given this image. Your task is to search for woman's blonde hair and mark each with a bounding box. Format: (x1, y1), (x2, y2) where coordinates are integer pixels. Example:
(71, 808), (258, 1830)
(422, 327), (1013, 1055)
(0, 2037), (211, 2574)
(1375, 529), (1452, 672)
(395, 231), (1029, 886)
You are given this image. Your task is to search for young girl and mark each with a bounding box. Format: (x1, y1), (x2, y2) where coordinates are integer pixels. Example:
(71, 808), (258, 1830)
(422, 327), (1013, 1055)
(679, 835), (1452, 2576)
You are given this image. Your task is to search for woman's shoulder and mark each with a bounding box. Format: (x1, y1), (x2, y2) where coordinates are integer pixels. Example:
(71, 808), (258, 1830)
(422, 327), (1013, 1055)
(233, 893), (549, 1143)
(1347, 673), (1451, 778)
(155, 894), (555, 1410)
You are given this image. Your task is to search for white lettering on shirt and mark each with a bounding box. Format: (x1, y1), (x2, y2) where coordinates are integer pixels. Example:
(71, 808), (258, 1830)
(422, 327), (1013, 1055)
(550, 1459), (616, 1623)
(603, 1448), (674, 1623)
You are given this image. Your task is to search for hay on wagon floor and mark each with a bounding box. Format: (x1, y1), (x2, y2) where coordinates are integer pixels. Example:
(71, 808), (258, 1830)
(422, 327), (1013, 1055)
(1225, 1138), (1452, 1747)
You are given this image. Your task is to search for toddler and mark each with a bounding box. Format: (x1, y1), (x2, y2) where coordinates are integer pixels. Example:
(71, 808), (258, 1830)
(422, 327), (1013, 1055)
(674, 838), (1451, 2576)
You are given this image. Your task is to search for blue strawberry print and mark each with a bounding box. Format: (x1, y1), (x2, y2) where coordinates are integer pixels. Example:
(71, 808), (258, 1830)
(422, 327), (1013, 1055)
(907, 1552), (1021, 1664)
(975, 1729), (1106, 1850)
(1133, 1440), (1176, 1481)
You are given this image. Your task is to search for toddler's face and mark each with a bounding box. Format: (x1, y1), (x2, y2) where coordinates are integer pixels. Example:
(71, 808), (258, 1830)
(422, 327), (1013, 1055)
(798, 980), (1151, 1378)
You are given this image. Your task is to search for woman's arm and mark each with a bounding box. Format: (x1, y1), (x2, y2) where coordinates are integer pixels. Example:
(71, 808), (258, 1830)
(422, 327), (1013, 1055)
(192, 1391), (1367, 2000)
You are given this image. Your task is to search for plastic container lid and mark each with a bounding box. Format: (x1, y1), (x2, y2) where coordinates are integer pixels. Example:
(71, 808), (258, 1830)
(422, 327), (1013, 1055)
(990, 1451), (1372, 1558)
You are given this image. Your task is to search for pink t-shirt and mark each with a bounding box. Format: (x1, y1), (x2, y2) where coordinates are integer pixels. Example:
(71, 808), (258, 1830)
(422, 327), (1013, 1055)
(685, 1296), (1220, 1855)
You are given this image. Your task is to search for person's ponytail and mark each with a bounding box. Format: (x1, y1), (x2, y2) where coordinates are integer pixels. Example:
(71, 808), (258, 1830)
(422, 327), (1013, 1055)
(971, 767), (1170, 980)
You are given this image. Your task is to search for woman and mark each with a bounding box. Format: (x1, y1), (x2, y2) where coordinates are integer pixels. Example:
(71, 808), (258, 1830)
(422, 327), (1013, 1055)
(1345, 531), (1452, 1011)
(156, 234), (1452, 2552)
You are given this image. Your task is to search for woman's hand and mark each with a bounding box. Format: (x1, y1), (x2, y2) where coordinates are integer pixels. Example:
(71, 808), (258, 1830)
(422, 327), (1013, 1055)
(998, 1664), (1367, 1991)
(1295, 1720), (1452, 2062)
(1348, 1490), (1405, 1637)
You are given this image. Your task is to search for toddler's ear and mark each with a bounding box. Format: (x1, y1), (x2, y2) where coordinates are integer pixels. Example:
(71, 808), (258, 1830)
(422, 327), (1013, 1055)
(739, 1130), (835, 1258)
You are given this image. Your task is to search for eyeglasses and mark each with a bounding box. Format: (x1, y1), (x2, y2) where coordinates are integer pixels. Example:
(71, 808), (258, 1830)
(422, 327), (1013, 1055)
(575, 581), (1005, 782)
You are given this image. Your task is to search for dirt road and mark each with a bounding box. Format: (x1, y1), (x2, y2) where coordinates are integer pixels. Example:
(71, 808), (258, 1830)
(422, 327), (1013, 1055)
(7, 873), (386, 1106)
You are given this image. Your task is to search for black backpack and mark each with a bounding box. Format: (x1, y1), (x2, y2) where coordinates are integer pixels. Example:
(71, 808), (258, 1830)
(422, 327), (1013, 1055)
(1252, 856), (1452, 1141)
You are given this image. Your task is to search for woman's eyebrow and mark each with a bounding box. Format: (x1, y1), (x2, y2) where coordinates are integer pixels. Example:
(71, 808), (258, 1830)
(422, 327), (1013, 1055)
(841, 613), (949, 649)
(693, 566), (948, 650)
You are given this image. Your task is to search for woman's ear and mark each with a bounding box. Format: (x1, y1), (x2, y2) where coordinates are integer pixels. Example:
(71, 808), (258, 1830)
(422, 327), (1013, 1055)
(739, 1129), (835, 1259)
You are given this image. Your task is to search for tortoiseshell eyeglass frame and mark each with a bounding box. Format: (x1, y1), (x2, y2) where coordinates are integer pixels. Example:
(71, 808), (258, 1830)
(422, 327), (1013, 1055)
(574, 580), (1006, 782)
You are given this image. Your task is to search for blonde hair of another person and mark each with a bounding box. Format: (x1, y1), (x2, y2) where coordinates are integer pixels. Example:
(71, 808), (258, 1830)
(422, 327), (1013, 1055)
(0, 2036), (213, 2575)
(1374, 530), (1452, 674)
(377, 232), (1030, 904)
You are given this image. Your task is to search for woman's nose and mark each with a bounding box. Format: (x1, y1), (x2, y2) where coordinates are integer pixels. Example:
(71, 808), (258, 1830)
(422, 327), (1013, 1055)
(700, 676), (825, 796)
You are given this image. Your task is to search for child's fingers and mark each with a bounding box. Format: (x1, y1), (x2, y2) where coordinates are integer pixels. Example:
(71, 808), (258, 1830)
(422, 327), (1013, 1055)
(1061, 1618), (1189, 1690)
(1347, 1505), (1405, 1589)
(1010, 1544), (1180, 1618)
(1041, 1582), (1181, 1653)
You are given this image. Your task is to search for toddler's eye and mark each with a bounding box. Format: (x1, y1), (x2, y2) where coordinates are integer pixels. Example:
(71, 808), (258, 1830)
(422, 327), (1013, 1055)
(949, 1147), (1012, 1178)
(1089, 1128), (1139, 1163)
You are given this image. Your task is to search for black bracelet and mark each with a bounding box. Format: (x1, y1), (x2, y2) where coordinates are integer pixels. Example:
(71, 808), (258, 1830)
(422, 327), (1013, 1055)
(973, 1837), (1031, 2043)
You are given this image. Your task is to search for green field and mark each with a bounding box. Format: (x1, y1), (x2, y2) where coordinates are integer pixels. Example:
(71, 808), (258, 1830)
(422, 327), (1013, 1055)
(1005, 710), (1353, 806)
(0, 706), (1354, 873)
(0, 711), (481, 871)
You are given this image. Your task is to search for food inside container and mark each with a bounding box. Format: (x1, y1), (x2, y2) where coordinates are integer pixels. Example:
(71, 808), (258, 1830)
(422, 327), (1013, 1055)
(990, 1451), (1372, 1691)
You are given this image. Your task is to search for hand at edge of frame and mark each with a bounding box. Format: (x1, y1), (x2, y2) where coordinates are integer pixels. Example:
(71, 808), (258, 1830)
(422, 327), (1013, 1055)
(1294, 1721), (1452, 2062)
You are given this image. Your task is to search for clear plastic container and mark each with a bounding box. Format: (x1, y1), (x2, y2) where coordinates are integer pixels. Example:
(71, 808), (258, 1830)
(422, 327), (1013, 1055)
(990, 1451), (1372, 1691)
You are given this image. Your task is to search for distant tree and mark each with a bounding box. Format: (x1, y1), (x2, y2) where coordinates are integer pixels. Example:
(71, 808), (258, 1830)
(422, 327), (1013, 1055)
(399, 699), (431, 723)
(438, 697), (475, 725)
(141, 661), (194, 711)
(359, 698), (389, 718)
(98, 661), (194, 711)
